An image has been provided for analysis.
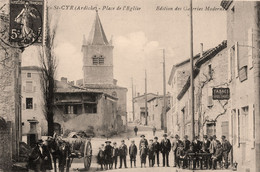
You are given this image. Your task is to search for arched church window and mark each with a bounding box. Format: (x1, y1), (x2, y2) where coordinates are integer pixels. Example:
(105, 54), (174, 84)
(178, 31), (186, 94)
(99, 55), (104, 65)
(92, 55), (105, 65)
(93, 55), (98, 65)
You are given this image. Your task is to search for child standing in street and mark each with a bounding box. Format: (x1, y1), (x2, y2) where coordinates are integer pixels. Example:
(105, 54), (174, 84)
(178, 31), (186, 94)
(140, 142), (147, 168)
(97, 144), (105, 170)
(129, 140), (137, 168)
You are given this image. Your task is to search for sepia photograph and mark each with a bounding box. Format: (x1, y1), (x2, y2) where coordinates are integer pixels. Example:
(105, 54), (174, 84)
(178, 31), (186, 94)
(0, 0), (259, 171)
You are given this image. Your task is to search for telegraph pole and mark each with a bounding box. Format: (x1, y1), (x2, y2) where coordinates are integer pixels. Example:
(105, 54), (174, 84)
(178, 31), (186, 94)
(145, 69), (148, 125)
(190, 0), (195, 140)
(131, 77), (135, 121)
(162, 49), (167, 133)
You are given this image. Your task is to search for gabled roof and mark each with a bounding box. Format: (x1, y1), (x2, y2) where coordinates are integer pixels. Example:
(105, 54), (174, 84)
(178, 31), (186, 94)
(86, 11), (109, 45)
(168, 47), (217, 85)
(177, 40), (227, 100)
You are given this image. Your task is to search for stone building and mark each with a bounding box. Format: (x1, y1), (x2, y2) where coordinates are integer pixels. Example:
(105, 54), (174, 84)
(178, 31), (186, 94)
(53, 79), (123, 136)
(21, 66), (46, 137)
(167, 41), (227, 140)
(80, 11), (128, 130)
(221, 1), (260, 171)
(133, 93), (157, 124)
(147, 94), (171, 130)
(0, 13), (22, 170)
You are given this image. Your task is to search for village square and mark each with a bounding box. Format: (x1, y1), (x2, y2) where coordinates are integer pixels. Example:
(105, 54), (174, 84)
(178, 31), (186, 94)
(0, 0), (260, 172)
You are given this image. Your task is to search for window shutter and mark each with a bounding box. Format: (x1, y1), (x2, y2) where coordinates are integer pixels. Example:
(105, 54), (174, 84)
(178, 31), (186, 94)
(249, 104), (255, 148)
(207, 86), (213, 107)
(23, 103), (25, 110)
(248, 28), (253, 69)
(228, 48), (231, 81)
(235, 42), (239, 78)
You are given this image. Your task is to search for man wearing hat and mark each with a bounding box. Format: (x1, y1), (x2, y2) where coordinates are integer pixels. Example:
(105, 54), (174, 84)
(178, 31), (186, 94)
(139, 134), (148, 150)
(209, 135), (218, 154)
(160, 133), (171, 167)
(119, 140), (128, 168)
(221, 135), (232, 169)
(129, 140), (137, 168)
(201, 135), (211, 169)
(172, 134), (183, 167)
(112, 142), (119, 169)
(153, 137), (161, 167)
(104, 140), (113, 169)
(183, 135), (191, 153)
(148, 139), (155, 167)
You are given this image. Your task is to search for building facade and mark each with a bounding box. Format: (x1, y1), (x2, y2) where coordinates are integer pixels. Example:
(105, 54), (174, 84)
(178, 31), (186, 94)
(167, 41), (227, 140)
(147, 95), (171, 130)
(221, 1), (260, 171)
(53, 80), (123, 136)
(21, 66), (46, 137)
(133, 93), (157, 124)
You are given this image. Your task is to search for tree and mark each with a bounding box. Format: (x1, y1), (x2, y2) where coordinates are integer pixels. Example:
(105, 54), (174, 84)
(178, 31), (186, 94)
(38, 6), (58, 136)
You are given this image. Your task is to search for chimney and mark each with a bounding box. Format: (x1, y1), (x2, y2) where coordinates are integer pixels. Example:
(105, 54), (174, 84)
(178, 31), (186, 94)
(200, 43), (203, 58)
(61, 77), (67, 84)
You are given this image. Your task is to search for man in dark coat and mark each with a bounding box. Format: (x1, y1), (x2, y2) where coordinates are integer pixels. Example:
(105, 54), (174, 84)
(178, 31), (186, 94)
(58, 140), (70, 172)
(160, 133), (171, 167)
(140, 142), (148, 168)
(139, 135), (148, 150)
(172, 134), (183, 167)
(112, 142), (119, 169)
(129, 140), (137, 168)
(104, 140), (113, 170)
(119, 140), (128, 168)
(192, 136), (202, 169)
(201, 135), (211, 169)
(148, 139), (155, 167)
(153, 136), (161, 167)
(134, 126), (138, 136)
(221, 135), (232, 169)
(212, 141), (223, 169)
(183, 135), (191, 153)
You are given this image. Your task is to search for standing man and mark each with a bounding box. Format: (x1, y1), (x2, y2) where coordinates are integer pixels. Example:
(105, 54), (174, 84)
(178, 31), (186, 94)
(172, 134), (183, 167)
(148, 139), (155, 167)
(104, 140), (113, 170)
(202, 135), (211, 169)
(153, 136), (161, 167)
(119, 140), (128, 168)
(129, 140), (138, 168)
(221, 135), (232, 169)
(152, 126), (157, 136)
(139, 135), (148, 149)
(112, 142), (119, 169)
(209, 135), (218, 154)
(160, 133), (171, 167)
(183, 135), (191, 153)
(192, 136), (202, 169)
(134, 126), (138, 136)
(212, 141), (223, 170)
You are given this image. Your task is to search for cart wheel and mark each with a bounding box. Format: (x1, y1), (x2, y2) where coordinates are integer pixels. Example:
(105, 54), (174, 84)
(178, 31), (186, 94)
(84, 141), (92, 170)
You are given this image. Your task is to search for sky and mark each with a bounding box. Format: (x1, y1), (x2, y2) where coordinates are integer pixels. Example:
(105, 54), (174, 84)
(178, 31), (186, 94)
(5, 0), (227, 112)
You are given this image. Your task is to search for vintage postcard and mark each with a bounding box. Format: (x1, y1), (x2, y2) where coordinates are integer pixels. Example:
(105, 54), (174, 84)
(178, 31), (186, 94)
(0, 0), (259, 171)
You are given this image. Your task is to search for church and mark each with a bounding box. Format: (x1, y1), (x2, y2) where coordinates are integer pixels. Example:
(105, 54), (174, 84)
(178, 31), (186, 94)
(52, 11), (127, 136)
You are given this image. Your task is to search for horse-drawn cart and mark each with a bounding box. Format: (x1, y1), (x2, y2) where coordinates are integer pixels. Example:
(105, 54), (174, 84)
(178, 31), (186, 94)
(63, 132), (93, 171)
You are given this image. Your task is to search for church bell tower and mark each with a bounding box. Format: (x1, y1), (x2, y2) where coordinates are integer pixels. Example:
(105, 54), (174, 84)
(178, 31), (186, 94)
(82, 11), (114, 85)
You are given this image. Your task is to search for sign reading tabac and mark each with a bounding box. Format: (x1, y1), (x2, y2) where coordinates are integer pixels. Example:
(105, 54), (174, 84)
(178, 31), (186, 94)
(9, 0), (43, 46)
(212, 88), (230, 100)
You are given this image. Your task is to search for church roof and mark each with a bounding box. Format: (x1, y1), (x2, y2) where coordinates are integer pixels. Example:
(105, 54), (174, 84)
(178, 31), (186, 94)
(86, 11), (109, 45)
